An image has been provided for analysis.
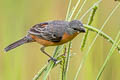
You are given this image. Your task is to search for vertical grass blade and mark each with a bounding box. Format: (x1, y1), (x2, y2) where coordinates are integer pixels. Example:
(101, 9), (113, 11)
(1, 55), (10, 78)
(65, 0), (72, 20)
(43, 46), (60, 80)
(68, 0), (81, 21)
(62, 42), (72, 80)
(32, 65), (47, 80)
(83, 24), (120, 51)
(80, 0), (102, 20)
(81, 4), (98, 51)
(74, 0), (88, 19)
(96, 31), (120, 80)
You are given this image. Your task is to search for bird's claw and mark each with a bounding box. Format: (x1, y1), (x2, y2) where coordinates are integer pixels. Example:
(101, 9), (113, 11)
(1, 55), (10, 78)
(48, 58), (57, 64)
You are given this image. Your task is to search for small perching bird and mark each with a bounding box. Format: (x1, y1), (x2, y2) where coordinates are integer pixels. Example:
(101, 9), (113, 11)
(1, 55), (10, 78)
(4, 20), (85, 62)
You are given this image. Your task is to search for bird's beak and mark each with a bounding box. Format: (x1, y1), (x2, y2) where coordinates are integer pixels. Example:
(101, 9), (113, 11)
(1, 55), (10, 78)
(79, 27), (86, 33)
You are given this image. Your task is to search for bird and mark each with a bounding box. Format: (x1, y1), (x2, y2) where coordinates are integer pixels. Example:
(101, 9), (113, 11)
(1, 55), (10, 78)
(4, 20), (85, 62)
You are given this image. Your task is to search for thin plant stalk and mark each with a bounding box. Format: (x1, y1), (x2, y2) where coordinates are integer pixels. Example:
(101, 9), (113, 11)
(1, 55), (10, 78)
(74, 3), (120, 80)
(80, 0), (102, 20)
(32, 65), (47, 80)
(43, 46), (61, 80)
(80, 0), (102, 51)
(60, 0), (73, 79)
(74, 0), (88, 19)
(96, 31), (120, 80)
(62, 42), (72, 80)
(83, 24), (120, 51)
(81, 4), (98, 51)
(68, 0), (81, 21)
(65, 0), (72, 20)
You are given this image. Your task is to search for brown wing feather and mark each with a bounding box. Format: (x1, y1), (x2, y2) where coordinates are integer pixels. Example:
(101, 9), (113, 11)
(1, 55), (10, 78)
(28, 21), (67, 42)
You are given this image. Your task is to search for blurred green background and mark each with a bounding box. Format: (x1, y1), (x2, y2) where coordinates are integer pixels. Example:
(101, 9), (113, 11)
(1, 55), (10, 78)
(0, 0), (120, 80)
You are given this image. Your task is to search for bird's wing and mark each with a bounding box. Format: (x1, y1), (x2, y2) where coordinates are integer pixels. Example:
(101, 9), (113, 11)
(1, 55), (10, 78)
(28, 21), (68, 42)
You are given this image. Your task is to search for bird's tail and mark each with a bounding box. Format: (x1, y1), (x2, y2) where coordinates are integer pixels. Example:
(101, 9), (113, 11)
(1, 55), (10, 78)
(4, 36), (34, 52)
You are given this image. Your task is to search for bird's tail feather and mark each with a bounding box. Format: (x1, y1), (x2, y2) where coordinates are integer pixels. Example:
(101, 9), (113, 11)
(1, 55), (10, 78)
(4, 36), (33, 52)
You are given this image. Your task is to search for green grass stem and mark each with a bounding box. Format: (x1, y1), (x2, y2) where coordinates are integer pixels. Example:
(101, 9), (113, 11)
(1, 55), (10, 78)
(43, 46), (61, 80)
(83, 24), (120, 51)
(96, 31), (120, 80)
(65, 0), (72, 20)
(68, 0), (81, 21)
(74, 0), (88, 19)
(80, 0), (102, 20)
(62, 42), (72, 80)
(81, 3), (98, 51)
(32, 65), (47, 80)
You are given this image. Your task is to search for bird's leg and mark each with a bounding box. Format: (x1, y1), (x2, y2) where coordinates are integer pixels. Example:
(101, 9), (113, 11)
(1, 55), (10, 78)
(40, 46), (57, 63)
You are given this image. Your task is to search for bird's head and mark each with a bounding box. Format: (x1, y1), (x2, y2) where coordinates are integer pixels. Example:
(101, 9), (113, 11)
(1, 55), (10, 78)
(69, 20), (85, 33)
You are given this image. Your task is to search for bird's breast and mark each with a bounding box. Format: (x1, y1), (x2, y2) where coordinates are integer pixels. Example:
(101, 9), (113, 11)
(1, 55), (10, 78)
(29, 32), (79, 46)
(59, 32), (79, 44)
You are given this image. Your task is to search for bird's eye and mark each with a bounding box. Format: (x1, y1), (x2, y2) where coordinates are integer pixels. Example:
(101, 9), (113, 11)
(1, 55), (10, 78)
(73, 28), (78, 30)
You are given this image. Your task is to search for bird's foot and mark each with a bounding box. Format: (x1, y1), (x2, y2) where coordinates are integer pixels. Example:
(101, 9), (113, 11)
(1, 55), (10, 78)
(48, 57), (57, 64)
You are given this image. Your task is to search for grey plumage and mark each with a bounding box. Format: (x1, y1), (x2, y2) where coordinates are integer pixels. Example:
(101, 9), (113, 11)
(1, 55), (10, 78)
(28, 20), (69, 42)
(28, 20), (85, 42)
(4, 20), (85, 53)
(4, 35), (34, 52)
